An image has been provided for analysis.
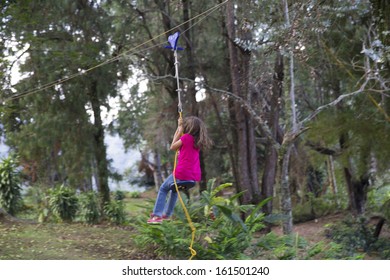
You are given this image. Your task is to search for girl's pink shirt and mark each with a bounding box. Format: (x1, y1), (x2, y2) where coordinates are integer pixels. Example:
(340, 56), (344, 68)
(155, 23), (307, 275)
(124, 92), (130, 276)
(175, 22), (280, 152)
(174, 134), (201, 181)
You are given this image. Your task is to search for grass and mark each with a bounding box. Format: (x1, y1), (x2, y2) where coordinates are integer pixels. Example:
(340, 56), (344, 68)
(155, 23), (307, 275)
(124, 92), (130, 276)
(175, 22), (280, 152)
(0, 189), (157, 260)
(123, 196), (154, 215)
(0, 222), (141, 260)
(1, 188), (390, 260)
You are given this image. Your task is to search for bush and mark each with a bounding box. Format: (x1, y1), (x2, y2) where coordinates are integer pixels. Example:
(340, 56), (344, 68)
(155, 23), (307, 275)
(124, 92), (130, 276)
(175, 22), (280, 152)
(0, 156), (22, 215)
(293, 193), (339, 223)
(103, 199), (126, 225)
(48, 185), (78, 222)
(369, 238), (390, 259)
(256, 232), (308, 260)
(114, 190), (125, 201)
(305, 241), (365, 260)
(323, 216), (390, 259)
(133, 179), (269, 260)
(21, 185), (52, 223)
(79, 191), (101, 224)
(129, 191), (141, 198)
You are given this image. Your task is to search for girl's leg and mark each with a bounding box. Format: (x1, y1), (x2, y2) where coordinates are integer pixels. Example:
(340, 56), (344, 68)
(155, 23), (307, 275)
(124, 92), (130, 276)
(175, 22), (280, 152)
(164, 180), (183, 217)
(152, 174), (174, 217)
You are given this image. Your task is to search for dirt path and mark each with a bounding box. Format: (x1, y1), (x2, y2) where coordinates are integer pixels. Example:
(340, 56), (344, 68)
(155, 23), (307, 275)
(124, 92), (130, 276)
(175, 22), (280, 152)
(272, 213), (345, 243)
(272, 212), (390, 245)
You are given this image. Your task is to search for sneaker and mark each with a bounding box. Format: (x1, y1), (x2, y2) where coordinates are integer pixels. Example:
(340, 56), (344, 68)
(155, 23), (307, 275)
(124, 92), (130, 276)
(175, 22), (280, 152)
(147, 215), (163, 224)
(150, 212), (171, 221)
(162, 215), (171, 221)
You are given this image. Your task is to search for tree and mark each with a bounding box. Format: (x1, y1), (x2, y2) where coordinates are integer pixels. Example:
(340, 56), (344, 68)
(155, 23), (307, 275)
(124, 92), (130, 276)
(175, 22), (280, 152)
(303, 0), (390, 216)
(0, 0), (136, 209)
(225, 0), (260, 205)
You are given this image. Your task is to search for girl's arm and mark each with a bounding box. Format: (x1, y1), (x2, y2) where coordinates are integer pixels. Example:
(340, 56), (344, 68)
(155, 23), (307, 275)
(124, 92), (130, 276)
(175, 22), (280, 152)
(170, 119), (183, 151)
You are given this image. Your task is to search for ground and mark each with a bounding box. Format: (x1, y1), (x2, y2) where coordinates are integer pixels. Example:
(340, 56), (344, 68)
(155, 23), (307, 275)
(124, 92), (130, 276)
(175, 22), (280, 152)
(1, 191), (389, 260)
(0, 217), (156, 260)
(273, 213), (343, 243)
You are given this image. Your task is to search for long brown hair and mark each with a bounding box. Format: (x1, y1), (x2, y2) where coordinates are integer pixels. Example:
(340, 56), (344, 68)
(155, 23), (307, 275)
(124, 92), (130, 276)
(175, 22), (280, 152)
(183, 116), (212, 150)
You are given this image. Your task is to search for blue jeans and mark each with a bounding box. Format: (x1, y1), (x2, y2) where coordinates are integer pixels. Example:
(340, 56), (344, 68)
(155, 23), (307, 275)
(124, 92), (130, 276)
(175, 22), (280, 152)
(153, 174), (184, 217)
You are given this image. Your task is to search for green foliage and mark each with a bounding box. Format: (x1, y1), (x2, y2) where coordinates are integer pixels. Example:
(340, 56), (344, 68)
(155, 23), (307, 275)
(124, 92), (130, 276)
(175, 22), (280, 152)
(133, 180), (268, 260)
(103, 200), (126, 225)
(78, 191), (101, 224)
(255, 229), (367, 260)
(48, 185), (78, 222)
(129, 191), (141, 199)
(305, 241), (365, 260)
(293, 193), (340, 223)
(114, 190), (125, 201)
(368, 237), (390, 259)
(367, 176), (390, 213)
(256, 232), (308, 260)
(0, 156), (22, 215)
(21, 184), (51, 222)
(323, 216), (390, 259)
(133, 219), (192, 259)
(1, 0), (121, 201)
(381, 199), (390, 221)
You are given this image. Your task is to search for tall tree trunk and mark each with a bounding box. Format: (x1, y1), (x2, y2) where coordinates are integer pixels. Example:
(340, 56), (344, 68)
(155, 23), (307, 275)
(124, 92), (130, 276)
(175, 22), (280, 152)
(226, 0), (259, 204)
(89, 81), (110, 209)
(153, 149), (163, 192)
(247, 117), (260, 202)
(282, 0), (297, 132)
(226, 0), (249, 203)
(343, 167), (369, 215)
(327, 155), (339, 208)
(241, 28), (260, 203)
(262, 51), (284, 215)
(280, 0), (296, 234)
(339, 134), (369, 215)
(280, 144), (293, 234)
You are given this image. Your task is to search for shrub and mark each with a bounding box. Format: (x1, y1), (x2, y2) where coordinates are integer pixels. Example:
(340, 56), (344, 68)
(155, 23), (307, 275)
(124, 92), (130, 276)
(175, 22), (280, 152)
(103, 199), (126, 225)
(134, 219), (192, 259)
(133, 179), (269, 260)
(256, 232), (308, 260)
(305, 241), (365, 260)
(114, 190), (125, 201)
(79, 191), (101, 224)
(48, 185), (78, 222)
(326, 216), (375, 253)
(293, 193), (339, 223)
(0, 156), (22, 215)
(129, 191), (141, 198)
(22, 185), (50, 221)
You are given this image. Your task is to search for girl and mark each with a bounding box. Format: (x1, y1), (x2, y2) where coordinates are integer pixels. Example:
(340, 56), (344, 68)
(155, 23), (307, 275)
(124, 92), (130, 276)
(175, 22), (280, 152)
(147, 116), (212, 224)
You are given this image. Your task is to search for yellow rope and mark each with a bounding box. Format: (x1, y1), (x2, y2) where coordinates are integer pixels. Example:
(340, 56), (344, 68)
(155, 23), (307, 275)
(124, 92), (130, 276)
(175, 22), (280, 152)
(172, 112), (197, 260)
(366, 92), (390, 123)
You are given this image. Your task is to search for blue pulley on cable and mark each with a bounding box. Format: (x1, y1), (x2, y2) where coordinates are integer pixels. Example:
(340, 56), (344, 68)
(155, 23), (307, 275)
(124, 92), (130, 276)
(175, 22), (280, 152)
(165, 31), (184, 51)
